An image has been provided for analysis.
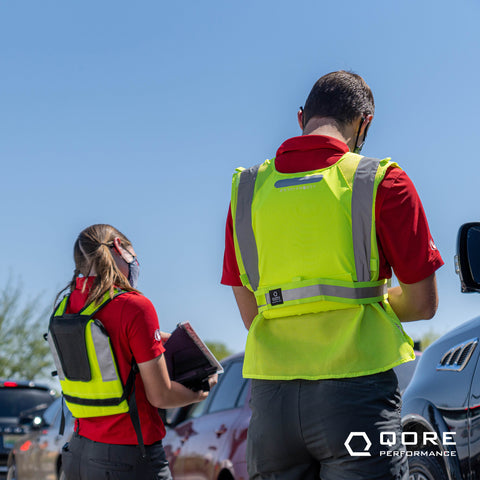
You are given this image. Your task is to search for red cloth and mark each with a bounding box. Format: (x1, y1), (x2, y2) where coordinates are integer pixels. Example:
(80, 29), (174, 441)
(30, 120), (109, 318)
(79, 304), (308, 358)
(221, 135), (443, 286)
(67, 277), (166, 445)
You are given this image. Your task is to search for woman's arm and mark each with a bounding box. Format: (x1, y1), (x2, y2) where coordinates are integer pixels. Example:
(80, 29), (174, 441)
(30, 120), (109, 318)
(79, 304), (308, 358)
(138, 354), (217, 409)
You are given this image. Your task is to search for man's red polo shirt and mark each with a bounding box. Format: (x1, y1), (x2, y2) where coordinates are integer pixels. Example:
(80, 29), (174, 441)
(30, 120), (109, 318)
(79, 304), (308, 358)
(222, 135), (443, 286)
(66, 277), (166, 445)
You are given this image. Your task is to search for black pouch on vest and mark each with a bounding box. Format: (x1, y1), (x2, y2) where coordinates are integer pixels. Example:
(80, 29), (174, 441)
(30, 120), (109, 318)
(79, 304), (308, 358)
(49, 314), (91, 382)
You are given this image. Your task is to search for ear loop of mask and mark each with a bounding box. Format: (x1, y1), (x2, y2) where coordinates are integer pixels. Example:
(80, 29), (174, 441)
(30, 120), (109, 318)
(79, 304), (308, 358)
(353, 116), (371, 154)
(112, 242), (140, 289)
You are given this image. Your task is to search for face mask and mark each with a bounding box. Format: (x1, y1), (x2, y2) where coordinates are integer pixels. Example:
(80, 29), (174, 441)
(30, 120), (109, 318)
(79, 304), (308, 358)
(128, 257), (140, 289)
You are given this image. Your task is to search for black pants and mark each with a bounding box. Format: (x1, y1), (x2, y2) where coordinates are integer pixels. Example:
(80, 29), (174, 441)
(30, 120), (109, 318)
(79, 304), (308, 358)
(247, 370), (408, 480)
(62, 433), (173, 480)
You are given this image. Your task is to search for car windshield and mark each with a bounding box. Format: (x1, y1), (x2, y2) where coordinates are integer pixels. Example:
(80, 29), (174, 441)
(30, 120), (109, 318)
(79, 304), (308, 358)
(0, 388), (53, 418)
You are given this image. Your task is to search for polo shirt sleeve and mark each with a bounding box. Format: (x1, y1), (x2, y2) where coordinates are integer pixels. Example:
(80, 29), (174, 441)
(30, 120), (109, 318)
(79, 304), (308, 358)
(122, 294), (165, 364)
(375, 167), (444, 284)
(221, 204), (243, 286)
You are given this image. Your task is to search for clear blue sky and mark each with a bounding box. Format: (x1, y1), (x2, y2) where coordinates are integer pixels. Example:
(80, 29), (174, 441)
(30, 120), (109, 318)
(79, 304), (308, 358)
(1, 0), (479, 354)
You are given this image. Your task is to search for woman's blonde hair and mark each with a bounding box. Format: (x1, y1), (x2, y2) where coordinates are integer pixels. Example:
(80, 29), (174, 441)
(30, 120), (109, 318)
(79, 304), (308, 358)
(60, 224), (140, 306)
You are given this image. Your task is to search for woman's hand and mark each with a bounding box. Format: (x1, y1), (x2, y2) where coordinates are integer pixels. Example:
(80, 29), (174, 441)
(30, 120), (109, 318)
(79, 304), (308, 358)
(193, 374), (219, 402)
(207, 373), (218, 389)
(159, 331), (171, 342)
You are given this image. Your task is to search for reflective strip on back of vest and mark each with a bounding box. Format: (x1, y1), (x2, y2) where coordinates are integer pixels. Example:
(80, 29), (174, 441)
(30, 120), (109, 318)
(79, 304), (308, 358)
(233, 155), (387, 314)
(235, 164), (261, 291)
(351, 156), (381, 282)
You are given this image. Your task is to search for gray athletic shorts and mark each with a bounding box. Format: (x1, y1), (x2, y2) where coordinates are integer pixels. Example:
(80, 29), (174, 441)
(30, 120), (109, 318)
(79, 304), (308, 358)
(247, 369), (408, 480)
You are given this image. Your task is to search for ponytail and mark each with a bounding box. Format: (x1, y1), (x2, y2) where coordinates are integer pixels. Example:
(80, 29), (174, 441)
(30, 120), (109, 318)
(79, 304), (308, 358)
(56, 224), (140, 307)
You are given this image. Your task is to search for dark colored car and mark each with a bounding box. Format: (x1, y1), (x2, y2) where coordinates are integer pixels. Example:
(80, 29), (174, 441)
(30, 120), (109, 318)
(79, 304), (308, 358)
(163, 351), (420, 480)
(6, 397), (74, 480)
(401, 222), (480, 480)
(0, 380), (56, 478)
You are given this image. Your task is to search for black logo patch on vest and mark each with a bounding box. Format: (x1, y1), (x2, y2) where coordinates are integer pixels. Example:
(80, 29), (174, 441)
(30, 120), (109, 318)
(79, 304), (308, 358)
(269, 288), (284, 306)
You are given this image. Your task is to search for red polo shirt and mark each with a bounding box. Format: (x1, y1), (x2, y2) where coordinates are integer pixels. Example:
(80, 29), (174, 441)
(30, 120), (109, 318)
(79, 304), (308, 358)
(67, 277), (166, 445)
(222, 135), (443, 285)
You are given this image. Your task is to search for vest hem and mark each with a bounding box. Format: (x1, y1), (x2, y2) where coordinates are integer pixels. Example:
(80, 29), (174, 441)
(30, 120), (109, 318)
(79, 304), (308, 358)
(242, 354), (415, 381)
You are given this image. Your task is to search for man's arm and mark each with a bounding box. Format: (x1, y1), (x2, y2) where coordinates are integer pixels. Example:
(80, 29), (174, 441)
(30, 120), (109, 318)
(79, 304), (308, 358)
(387, 272), (439, 322)
(232, 286), (258, 330)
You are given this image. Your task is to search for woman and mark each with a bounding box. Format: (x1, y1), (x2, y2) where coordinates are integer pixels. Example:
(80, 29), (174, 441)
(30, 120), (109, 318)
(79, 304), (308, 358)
(57, 224), (215, 480)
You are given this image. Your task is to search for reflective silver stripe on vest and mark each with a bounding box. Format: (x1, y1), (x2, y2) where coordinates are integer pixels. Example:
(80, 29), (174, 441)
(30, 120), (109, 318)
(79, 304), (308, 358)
(262, 282), (388, 306)
(46, 331), (65, 381)
(351, 157), (381, 282)
(90, 322), (119, 382)
(235, 164), (261, 291)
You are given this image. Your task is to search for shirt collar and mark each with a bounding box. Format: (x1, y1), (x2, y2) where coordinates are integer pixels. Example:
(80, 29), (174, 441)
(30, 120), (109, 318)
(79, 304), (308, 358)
(276, 135), (349, 157)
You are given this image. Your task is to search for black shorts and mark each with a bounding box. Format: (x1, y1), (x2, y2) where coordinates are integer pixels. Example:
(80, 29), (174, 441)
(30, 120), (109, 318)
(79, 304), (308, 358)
(62, 433), (172, 480)
(247, 370), (408, 480)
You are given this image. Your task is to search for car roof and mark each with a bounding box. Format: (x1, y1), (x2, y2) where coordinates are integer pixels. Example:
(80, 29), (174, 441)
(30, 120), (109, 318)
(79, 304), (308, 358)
(220, 351), (245, 364)
(0, 379), (55, 392)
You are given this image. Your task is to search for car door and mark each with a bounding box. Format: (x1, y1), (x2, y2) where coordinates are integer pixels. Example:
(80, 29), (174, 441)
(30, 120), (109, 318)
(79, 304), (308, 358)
(35, 401), (73, 478)
(15, 398), (61, 480)
(16, 398), (73, 480)
(467, 342), (480, 478)
(172, 358), (249, 480)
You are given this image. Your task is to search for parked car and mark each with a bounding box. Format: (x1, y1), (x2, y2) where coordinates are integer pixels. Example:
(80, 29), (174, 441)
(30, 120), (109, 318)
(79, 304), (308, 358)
(164, 352), (249, 480)
(0, 380), (56, 478)
(401, 222), (480, 480)
(163, 349), (420, 480)
(6, 396), (74, 480)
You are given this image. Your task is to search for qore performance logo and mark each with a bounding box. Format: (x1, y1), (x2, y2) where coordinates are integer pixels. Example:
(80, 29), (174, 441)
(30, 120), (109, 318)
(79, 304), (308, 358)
(344, 431), (457, 457)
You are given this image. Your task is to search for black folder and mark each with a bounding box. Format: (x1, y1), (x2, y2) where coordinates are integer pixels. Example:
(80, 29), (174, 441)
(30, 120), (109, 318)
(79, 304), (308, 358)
(164, 322), (224, 391)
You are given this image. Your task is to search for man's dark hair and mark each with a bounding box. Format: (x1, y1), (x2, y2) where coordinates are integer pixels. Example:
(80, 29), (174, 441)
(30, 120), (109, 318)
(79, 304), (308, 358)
(302, 71), (375, 128)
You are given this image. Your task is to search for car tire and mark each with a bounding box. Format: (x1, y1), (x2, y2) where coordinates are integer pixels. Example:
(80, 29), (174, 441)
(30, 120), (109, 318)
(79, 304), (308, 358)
(408, 453), (448, 480)
(6, 460), (17, 480)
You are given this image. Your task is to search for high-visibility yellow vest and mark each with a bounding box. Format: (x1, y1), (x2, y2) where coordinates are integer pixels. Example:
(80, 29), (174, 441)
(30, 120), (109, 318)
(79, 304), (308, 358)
(231, 152), (415, 380)
(47, 290), (133, 418)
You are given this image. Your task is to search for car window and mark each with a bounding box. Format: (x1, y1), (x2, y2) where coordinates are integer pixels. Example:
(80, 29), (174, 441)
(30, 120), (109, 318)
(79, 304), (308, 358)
(208, 361), (247, 414)
(0, 387), (54, 418)
(186, 397), (209, 419)
(237, 378), (250, 407)
(183, 366), (225, 420)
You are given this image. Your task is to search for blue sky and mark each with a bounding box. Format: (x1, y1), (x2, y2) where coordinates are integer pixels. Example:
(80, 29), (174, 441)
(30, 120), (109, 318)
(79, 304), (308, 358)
(1, 0), (480, 355)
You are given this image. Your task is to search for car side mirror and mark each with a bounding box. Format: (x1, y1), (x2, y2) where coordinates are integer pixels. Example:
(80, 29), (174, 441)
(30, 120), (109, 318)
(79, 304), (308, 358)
(456, 222), (480, 293)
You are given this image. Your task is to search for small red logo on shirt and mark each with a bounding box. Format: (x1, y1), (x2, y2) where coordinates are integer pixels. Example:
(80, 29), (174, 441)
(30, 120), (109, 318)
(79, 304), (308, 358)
(154, 329), (162, 342)
(429, 239), (437, 251)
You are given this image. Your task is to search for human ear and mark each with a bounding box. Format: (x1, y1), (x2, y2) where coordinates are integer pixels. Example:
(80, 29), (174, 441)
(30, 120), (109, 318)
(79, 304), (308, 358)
(360, 115), (373, 136)
(297, 109), (304, 131)
(113, 237), (123, 255)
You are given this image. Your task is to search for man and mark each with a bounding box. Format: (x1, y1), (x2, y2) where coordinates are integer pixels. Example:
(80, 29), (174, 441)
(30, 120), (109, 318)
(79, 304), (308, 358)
(221, 71), (443, 479)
